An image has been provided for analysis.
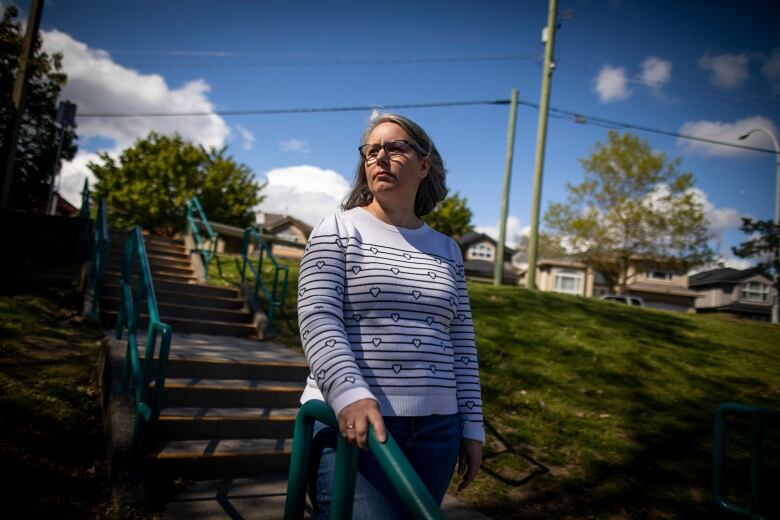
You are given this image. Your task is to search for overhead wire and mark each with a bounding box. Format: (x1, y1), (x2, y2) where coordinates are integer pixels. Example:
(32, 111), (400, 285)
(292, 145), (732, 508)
(77, 98), (778, 156)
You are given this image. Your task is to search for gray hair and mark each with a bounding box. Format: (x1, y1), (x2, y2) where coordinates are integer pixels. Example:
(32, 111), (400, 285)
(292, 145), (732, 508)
(342, 113), (448, 217)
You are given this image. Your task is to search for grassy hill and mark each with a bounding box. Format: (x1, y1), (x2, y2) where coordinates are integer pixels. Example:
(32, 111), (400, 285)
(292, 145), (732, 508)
(215, 255), (780, 518)
(462, 284), (779, 519)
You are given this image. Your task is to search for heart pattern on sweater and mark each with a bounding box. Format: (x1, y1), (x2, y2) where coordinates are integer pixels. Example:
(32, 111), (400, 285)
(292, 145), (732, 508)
(392, 364), (402, 374)
(412, 338), (421, 348)
(427, 272), (436, 279)
(412, 290), (421, 300)
(370, 247), (378, 254)
(370, 287), (380, 297)
(372, 338), (382, 346)
(345, 376), (356, 383)
(429, 365), (437, 374)
(325, 339), (336, 347)
(403, 253), (412, 260)
(353, 314), (362, 323)
(391, 267), (400, 275)
(316, 260), (325, 269)
(466, 401), (475, 409)
(426, 316), (434, 325)
(391, 313), (400, 322)
(352, 266), (361, 274)
(317, 370), (325, 380)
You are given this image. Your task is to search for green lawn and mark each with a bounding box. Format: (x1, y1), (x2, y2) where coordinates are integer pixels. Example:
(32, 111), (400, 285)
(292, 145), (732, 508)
(206, 260), (780, 519)
(0, 270), (148, 518)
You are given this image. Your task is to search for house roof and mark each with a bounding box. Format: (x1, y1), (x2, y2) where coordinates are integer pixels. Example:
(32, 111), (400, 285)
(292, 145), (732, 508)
(456, 231), (516, 255)
(688, 267), (769, 287)
(627, 282), (700, 298)
(261, 213), (313, 236)
(463, 259), (519, 280)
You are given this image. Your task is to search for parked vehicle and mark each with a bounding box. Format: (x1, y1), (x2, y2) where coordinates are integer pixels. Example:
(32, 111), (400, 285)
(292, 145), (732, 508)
(600, 294), (645, 307)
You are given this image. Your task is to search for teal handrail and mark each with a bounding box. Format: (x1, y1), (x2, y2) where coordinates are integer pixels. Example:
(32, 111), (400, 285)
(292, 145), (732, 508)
(85, 198), (110, 319)
(284, 400), (445, 520)
(713, 402), (780, 519)
(186, 196), (219, 281)
(240, 227), (289, 336)
(115, 226), (173, 453)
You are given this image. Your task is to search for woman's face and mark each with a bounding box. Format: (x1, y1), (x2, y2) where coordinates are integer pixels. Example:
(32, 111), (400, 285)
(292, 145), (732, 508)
(363, 122), (429, 208)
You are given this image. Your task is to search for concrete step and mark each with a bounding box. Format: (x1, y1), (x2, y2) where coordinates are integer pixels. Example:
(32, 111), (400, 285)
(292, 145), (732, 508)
(106, 253), (193, 271)
(102, 309), (258, 336)
(159, 474), (316, 519)
(156, 379), (302, 408)
(111, 242), (188, 259)
(105, 263), (196, 278)
(101, 296), (251, 324)
(150, 356), (309, 381)
(102, 280), (239, 300)
(146, 438), (291, 480)
(110, 231), (184, 247)
(105, 269), (196, 285)
(157, 407), (298, 440)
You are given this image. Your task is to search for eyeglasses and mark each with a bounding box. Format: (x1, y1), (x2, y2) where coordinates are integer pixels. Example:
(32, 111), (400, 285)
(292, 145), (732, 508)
(358, 140), (423, 163)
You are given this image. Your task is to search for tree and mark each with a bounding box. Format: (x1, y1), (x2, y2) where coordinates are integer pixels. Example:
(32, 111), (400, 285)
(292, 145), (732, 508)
(0, 6), (77, 211)
(89, 132), (263, 236)
(513, 232), (568, 262)
(732, 217), (778, 321)
(544, 131), (713, 292)
(423, 192), (474, 238)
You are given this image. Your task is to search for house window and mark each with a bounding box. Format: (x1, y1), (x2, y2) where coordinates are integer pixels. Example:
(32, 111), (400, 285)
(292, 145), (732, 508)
(554, 269), (583, 295)
(469, 243), (494, 260)
(646, 270), (673, 281)
(740, 281), (768, 302)
(276, 229), (299, 243)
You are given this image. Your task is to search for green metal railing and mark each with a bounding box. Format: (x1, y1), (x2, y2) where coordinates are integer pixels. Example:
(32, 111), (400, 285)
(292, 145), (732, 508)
(115, 226), (173, 453)
(713, 402), (780, 519)
(284, 400), (445, 520)
(186, 196), (219, 281)
(240, 226), (289, 336)
(85, 198), (111, 319)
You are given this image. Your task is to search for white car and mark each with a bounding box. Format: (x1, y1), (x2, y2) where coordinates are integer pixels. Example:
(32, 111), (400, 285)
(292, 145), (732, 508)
(600, 294), (644, 307)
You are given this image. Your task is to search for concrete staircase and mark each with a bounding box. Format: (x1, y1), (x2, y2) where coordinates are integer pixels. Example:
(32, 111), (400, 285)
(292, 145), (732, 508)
(102, 232), (260, 337)
(100, 231), (309, 513)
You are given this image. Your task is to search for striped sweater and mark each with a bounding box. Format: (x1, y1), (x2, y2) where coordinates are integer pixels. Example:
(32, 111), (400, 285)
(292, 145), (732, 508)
(298, 207), (484, 442)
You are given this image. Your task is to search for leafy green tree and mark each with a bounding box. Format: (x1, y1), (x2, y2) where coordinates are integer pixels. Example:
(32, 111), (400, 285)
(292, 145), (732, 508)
(0, 6), (77, 211)
(423, 192), (474, 238)
(90, 132), (263, 235)
(514, 232), (569, 262)
(732, 218), (779, 272)
(544, 131), (713, 292)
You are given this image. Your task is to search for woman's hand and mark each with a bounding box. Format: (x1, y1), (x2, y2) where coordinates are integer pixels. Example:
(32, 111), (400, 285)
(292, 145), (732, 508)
(457, 438), (482, 491)
(338, 398), (386, 450)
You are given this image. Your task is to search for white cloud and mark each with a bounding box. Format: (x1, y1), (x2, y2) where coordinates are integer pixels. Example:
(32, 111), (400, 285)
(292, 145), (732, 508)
(474, 215), (527, 248)
(40, 29), (230, 206)
(258, 165), (351, 226)
(278, 138), (311, 154)
(235, 124), (255, 150)
(594, 65), (631, 103)
(638, 56), (672, 90)
(761, 48), (780, 93)
(677, 115), (778, 157)
(688, 187), (744, 238)
(698, 51), (751, 88)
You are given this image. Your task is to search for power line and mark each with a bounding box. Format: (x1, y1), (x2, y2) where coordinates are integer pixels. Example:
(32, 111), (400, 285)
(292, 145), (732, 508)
(64, 54), (541, 69)
(77, 98), (777, 155)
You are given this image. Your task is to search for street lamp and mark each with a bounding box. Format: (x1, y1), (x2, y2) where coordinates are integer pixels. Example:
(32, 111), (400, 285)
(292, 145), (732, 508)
(739, 127), (780, 324)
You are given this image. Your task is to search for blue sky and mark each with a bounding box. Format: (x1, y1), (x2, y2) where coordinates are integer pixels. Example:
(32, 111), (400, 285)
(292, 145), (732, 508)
(13, 0), (780, 266)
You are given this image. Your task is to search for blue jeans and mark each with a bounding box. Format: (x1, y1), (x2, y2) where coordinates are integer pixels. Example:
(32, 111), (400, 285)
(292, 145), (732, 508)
(310, 414), (461, 520)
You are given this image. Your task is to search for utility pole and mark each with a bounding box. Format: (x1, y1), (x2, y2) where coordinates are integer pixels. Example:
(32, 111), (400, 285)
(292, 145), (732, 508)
(494, 89), (519, 286)
(1, 0), (45, 209)
(526, 0), (558, 289)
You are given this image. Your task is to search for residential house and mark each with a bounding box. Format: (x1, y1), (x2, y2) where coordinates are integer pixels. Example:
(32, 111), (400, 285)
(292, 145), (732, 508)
(689, 267), (775, 320)
(518, 256), (698, 312)
(517, 258), (610, 297)
(620, 261), (699, 312)
(456, 231), (518, 284)
(257, 212), (311, 260)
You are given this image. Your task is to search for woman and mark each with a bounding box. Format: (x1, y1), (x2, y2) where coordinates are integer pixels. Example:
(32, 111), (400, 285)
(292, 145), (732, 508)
(297, 113), (484, 519)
